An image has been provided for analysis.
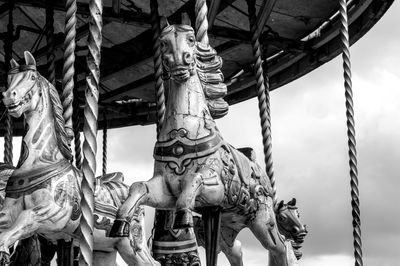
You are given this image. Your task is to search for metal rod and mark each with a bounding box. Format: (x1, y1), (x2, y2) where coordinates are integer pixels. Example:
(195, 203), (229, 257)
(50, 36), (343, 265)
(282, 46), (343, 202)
(62, 0), (77, 142)
(338, 0), (363, 265)
(3, 0), (14, 165)
(80, 0), (103, 265)
(247, 0), (277, 205)
(150, 0), (165, 138)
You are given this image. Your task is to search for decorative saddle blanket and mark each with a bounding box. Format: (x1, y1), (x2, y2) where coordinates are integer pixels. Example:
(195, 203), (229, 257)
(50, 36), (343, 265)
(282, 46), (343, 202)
(5, 160), (72, 198)
(154, 128), (223, 174)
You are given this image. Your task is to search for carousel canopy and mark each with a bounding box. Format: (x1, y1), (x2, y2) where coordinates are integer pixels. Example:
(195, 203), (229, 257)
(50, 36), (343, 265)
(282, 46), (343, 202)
(0, 0), (393, 135)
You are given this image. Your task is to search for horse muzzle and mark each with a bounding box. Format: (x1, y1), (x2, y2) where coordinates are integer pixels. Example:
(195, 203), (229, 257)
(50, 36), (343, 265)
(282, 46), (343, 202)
(170, 66), (194, 82)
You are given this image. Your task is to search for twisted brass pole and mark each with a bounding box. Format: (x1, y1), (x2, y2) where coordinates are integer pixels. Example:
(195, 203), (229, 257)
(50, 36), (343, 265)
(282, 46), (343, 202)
(247, 0), (276, 205)
(3, 0), (14, 165)
(46, 0), (55, 86)
(62, 0), (77, 142)
(339, 0), (363, 265)
(195, 0), (209, 45)
(80, 0), (103, 264)
(73, 90), (82, 170)
(102, 111), (107, 176)
(150, 0), (165, 137)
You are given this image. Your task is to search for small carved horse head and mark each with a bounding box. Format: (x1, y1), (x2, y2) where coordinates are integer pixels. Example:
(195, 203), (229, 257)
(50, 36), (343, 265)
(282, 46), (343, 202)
(2, 52), (42, 118)
(276, 198), (308, 259)
(160, 14), (196, 83)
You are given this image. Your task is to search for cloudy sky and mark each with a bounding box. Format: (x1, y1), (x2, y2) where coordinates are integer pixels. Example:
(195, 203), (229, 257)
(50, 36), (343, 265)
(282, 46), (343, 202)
(2, 2), (399, 266)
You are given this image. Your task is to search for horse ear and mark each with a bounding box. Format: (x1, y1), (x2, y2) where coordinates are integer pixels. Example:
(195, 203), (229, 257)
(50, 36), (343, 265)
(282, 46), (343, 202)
(181, 13), (191, 26)
(24, 51), (36, 66)
(160, 16), (169, 30)
(10, 59), (19, 69)
(288, 198), (296, 206)
(277, 200), (284, 210)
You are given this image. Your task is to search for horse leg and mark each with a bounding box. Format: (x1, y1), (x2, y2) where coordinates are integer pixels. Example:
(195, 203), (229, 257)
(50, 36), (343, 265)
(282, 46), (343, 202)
(0, 197), (24, 232)
(174, 157), (225, 229)
(0, 200), (72, 264)
(248, 197), (298, 266)
(89, 251), (117, 266)
(220, 239), (243, 266)
(116, 237), (160, 266)
(218, 223), (243, 266)
(174, 172), (204, 228)
(115, 206), (160, 266)
(110, 175), (175, 238)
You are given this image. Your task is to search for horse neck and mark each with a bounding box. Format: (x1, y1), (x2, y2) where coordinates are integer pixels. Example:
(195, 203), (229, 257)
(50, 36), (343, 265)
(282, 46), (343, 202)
(159, 74), (216, 142)
(17, 87), (64, 171)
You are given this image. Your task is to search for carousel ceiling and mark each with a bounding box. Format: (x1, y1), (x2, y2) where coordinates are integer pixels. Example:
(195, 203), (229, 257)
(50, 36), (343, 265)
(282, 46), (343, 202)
(0, 0), (394, 135)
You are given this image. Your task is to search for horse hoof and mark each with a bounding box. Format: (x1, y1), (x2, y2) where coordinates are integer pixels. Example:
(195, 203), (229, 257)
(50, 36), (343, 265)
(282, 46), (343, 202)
(109, 220), (130, 237)
(173, 209), (193, 229)
(0, 251), (10, 266)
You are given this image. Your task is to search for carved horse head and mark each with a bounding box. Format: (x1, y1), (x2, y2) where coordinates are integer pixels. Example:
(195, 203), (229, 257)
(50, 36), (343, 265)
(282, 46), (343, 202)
(159, 14), (229, 119)
(2, 51), (72, 161)
(2, 52), (42, 118)
(276, 198), (308, 259)
(160, 14), (196, 83)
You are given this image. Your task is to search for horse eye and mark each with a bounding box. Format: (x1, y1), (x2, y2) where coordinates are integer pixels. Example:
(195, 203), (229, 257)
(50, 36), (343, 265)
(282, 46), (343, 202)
(31, 75), (36, 80)
(160, 41), (167, 49)
(188, 36), (195, 45)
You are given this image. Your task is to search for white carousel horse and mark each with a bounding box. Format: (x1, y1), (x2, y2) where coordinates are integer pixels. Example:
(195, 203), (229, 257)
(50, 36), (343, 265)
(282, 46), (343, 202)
(0, 51), (160, 266)
(193, 198), (307, 266)
(110, 18), (299, 266)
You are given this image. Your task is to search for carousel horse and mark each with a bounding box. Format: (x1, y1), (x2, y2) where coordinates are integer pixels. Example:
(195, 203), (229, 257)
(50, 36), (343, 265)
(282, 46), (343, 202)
(110, 18), (298, 266)
(276, 198), (307, 260)
(192, 198), (307, 266)
(0, 51), (160, 266)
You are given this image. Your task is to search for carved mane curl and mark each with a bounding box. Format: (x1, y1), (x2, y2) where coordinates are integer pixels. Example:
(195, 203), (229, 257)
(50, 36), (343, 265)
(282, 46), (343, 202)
(40, 76), (73, 161)
(195, 42), (229, 119)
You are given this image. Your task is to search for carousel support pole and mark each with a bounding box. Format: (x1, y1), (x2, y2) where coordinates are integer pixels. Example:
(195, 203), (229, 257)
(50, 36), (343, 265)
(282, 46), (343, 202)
(45, 2), (63, 265)
(247, 0), (278, 205)
(80, 0), (103, 265)
(73, 85), (82, 170)
(60, 0), (77, 264)
(195, 1), (220, 266)
(112, 0), (120, 15)
(150, 0), (165, 137)
(338, 0), (363, 265)
(46, 0), (55, 86)
(102, 111), (107, 176)
(3, 0), (14, 165)
(62, 0), (77, 142)
(202, 207), (221, 266)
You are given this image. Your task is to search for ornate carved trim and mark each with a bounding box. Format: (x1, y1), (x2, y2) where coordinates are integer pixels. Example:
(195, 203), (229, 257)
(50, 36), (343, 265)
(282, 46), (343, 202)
(5, 160), (71, 197)
(154, 128), (223, 174)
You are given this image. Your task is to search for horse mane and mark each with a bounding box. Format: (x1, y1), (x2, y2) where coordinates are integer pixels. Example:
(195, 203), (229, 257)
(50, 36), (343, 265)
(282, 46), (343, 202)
(195, 42), (229, 119)
(40, 76), (73, 161)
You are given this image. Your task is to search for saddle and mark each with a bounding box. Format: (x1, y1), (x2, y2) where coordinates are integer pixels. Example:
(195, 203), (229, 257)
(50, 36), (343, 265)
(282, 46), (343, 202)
(95, 172), (128, 210)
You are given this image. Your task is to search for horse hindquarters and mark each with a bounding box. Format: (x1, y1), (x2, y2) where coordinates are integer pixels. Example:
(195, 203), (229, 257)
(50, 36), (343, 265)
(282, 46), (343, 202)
(248, 197), (298, 266)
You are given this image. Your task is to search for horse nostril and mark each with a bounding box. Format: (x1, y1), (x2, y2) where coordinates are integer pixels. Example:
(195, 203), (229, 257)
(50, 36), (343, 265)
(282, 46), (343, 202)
(183, 52), (192, 65)
(292, 226), (300, 234)
(11, 91), (16, 97)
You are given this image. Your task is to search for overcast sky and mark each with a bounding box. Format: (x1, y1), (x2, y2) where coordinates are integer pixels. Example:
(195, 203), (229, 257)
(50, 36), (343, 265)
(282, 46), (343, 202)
(1, 2), (399, 266)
